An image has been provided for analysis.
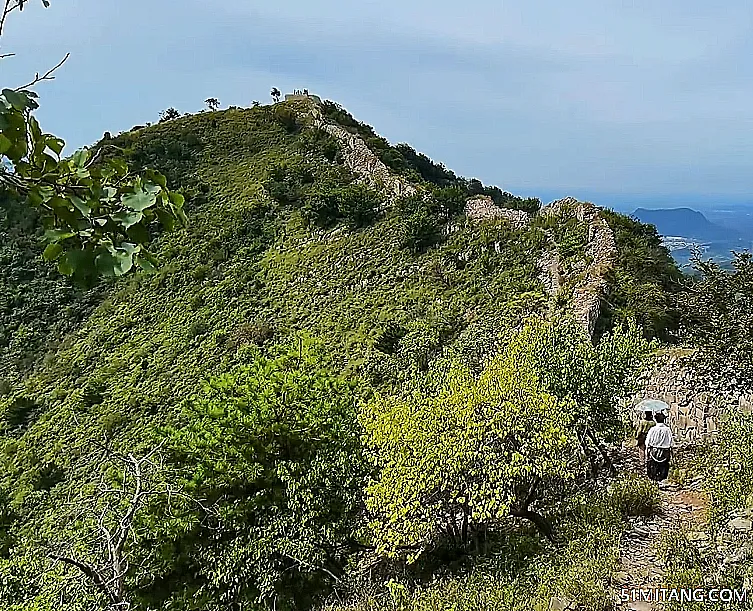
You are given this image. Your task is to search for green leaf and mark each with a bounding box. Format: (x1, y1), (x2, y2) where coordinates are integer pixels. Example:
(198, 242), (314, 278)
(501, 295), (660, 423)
(45, 136), (64, 155)
(0, 133), (11, 154)
(2, 89), (29, 111)
(120, 242), (138, 256)
(71, 148), (91, 168)
(70, 197), (91, 217)
(149, 171), (167, 189)
(109, 158), (128, 175)
(113, 248), (135, 276)
(155, 208), (176, 232)
(44, 229), (76, 242)
(42, 242), (64, 261)
(169, 192), (185, 207)
(126, 222), (150, 244)
(175, 207), (188, 226)
(94, 251), (117, 277)
(57, 253), (75, 276)
(111, 210), (143, 229)
(135, 255), (157, 274)
(28, 115), (42, 144)
(121, 187), (158, 212)
(27, 189), (44, 208)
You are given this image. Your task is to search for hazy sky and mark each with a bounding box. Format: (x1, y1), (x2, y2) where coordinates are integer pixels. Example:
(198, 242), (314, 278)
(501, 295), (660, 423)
(4, 0), (753, 209)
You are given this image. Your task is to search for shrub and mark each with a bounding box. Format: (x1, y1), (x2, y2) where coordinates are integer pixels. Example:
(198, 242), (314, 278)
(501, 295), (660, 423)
(605, 473), (662, 517)
(400, 206), (441, 252)
(337, 184), (381, 228)
(361, 343), (577, 559)
(230, 320), (275, 347)
(142, 340), (369, 610)
(705, 410), (753, 527)
(273, 105), (299, 132)
(431, 186), (466, 220)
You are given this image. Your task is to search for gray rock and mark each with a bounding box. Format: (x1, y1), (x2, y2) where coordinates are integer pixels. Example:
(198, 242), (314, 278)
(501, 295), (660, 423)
(728, 518), (753, 532)
(549, 596), (575, 611)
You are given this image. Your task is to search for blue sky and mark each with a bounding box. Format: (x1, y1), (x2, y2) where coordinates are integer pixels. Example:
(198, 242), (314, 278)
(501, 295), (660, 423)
(4, 0), (753, 210)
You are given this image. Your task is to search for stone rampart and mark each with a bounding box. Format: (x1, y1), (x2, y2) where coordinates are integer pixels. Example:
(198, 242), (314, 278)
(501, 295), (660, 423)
(291, 99), (616, 336)
(464, 195), (530, 229)
(540, 197), (617, 336)
(629, 351), (753, 443)
(297, 100), (417, 201)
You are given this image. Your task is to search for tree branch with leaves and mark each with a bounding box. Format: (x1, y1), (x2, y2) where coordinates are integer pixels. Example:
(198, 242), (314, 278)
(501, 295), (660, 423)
(1, 0), (187, 283)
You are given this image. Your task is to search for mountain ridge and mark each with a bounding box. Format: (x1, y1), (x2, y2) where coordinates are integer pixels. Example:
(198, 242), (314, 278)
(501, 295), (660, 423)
(0, 98), (685, 610)
(632, 206), (743, 242)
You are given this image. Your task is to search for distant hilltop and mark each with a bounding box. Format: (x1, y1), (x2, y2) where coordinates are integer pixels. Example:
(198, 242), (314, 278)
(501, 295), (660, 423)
(632, 207), (743, 242)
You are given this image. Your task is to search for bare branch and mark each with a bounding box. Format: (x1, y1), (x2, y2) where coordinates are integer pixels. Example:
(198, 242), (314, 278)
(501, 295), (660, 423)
(14, 52), (70, 91)
(48, 553), (120, 607)
(0, 0), (22, 42)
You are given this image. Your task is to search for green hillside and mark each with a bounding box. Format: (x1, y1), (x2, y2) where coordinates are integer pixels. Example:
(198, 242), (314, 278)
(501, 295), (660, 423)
(0, 101), (687, 610)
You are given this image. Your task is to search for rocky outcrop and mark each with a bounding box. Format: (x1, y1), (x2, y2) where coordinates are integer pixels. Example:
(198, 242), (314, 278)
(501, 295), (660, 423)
(292, 99), (617, 336)
(463, 195), (617, 335)
(464, 195), (530, 229)
(536, 251), (562, 296)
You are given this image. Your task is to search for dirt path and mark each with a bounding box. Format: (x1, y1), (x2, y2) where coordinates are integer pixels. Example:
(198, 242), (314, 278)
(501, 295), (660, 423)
(612, 444), (708, 610)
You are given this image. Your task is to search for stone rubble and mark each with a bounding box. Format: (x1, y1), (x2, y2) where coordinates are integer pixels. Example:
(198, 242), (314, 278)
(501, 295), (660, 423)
(612, 444), (753, 610)
(541, 197), (617, 337)
(463, 195), (531, 229)
(297, 100), (417, 203)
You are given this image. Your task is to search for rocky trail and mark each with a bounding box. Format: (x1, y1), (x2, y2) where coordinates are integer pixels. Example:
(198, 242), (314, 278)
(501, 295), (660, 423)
(610, 443), (752, 610)
(613, 444), (708, 610)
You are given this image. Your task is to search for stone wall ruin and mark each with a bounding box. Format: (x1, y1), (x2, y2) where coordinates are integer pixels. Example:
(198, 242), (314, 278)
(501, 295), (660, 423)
(629, 351), (753, 443)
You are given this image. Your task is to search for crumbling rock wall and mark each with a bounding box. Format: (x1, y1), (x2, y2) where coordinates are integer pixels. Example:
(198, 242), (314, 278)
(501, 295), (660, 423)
(464, 195), (530, 229)
(300, 101), (417, 201)
(536, 251), (563, 296)
(463, 195), (617, 334)
(541, 197), (617, 336)
(292, 99), (617, 336)
(629, 351), (753, 442)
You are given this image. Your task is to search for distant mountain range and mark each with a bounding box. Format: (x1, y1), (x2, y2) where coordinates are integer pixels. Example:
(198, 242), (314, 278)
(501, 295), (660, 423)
(632, 207), (744, 242)
(632, 207), (750, 267)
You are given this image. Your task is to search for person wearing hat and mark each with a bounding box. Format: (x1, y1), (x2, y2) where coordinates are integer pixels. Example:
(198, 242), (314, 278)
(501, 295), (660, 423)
(645, 411), (673, 481)
(635, 410), (655, 464)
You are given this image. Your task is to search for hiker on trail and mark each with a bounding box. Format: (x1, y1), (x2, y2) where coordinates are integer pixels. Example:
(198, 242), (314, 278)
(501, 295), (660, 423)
(635, 410), (655, 464)
(645, 412), (672, 482)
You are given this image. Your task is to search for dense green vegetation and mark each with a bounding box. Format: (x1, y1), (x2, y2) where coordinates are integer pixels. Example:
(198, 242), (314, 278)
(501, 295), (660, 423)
(0, 86), (185, 283)
(0, 197), (103, 380)
(0, 100), (724, 611)
(683, 252), (753, 527)
(597, 209), (684, 341)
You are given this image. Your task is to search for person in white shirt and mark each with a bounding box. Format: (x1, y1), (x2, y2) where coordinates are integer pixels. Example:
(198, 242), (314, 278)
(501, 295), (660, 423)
(645, 411), (673, 481)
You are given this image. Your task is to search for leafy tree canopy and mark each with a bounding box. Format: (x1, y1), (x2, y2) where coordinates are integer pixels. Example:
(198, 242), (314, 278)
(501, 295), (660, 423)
(362, 324), (578, 559)
(135, 339), (370, 610)
(0, 1), (186, 283)
(682, 251), (753, 390)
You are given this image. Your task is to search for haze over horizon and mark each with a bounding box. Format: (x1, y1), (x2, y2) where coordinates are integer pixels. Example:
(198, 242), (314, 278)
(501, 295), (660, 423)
(4, 0), (753, 209)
